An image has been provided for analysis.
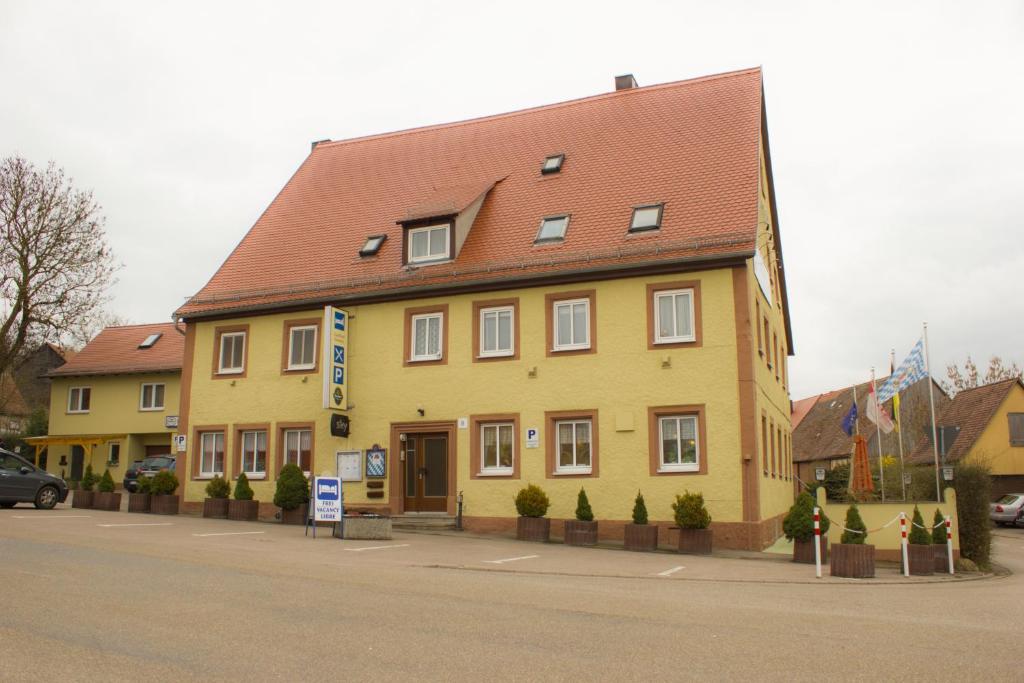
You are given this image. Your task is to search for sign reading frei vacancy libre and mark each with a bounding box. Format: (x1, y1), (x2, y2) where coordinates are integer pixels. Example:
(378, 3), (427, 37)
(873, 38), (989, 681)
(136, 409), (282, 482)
(323, 306), (349, 411)
(313, 476), (342, 522)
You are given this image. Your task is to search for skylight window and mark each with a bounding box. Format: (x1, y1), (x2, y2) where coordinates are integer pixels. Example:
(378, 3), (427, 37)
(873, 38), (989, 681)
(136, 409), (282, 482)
(629, 204), (663, 232)
(139, 333), (162, 349)
(541, 154), (564, 175)
(359, 234), (387, 257)
(535, 215), (569, 243)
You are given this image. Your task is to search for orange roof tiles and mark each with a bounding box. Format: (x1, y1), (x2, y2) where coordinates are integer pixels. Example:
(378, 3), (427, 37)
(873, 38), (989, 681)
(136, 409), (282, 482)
(178, 68), (767, 318)
(49, 323), (184, 377)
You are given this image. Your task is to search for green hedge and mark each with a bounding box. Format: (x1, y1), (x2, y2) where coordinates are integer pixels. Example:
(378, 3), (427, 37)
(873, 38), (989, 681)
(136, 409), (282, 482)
(953, 461), (991, 570)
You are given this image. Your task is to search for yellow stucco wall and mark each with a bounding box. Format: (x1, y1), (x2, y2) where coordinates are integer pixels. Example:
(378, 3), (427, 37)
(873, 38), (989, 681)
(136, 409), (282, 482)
(965, 383), (1024, 476)
(181, 267), (796, 524)
(817, 486), (959, 553)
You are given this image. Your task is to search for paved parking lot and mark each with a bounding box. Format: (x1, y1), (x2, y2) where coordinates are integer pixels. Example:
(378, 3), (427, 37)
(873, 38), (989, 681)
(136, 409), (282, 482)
(2, 504), (1022, 680)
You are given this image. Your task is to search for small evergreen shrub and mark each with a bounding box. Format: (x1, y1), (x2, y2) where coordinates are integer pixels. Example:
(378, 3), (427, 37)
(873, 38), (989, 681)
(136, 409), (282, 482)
(932, 508), (946, 545)
(631, 491), (648, 525)
(150, 470), (179, 496)
(234, 472), (254, 501)
(68, 480), (80, 491)
(783, 492), (830, 541)
(136, 476), (152, 495)
(97, 469), (115, 493)
(672, 491), (711, 530)
(574, 487), (594, 522)
(514, 484), (549, 518)
(80, 464), (97, 492)
(908, 505), (931, 545)
(840, 504), (867, 544)
(205, 475), (231, 499)
(953, 461), (991, 570)
(274, 464), (310, 510)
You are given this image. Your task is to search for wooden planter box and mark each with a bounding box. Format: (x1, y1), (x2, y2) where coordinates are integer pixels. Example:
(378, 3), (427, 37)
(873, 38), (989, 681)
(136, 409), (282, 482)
(793, 536), (829, 564)
(127, 493), (151, 513)
(516, 516), (550, 543)
(71, 490), (94, 509)
(678, 527), (713, 555)
(564, 520), (598, 546)
(337, 515), (393, 540)
(203, 498), (229, 518)
(624, 524), (658, 552)
(902, 544), (934, 576)
(94, 492), (122, 511)
(830, 543), (875, 578)
(228, 499), (259, 521)
(933, 545), (951, 573)
(150, 494), (180, 515)
(280, 504), (309, 525)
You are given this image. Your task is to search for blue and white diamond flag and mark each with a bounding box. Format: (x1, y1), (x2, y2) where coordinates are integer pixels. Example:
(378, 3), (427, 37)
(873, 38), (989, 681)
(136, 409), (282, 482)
(877, 339), (927, 403)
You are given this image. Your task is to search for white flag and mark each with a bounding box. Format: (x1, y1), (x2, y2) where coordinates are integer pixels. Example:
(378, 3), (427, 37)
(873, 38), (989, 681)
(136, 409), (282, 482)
(865, 384), (894, 434)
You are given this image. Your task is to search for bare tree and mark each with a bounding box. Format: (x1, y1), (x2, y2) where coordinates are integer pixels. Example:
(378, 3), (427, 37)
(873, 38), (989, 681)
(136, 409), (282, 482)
(0, 156), (117, 382)
(946, 355), (1022, 395)
(68, 310), (133, 348)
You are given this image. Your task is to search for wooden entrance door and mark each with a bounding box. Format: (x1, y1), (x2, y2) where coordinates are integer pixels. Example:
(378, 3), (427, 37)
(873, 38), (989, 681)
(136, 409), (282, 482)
(403, 434), (448, 512)
(69, 446), (84, 481)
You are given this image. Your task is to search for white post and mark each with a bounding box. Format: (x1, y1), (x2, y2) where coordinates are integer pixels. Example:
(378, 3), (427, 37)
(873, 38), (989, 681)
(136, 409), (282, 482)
(923, 323), (942, 501)
(871, 368), (886, 502)
(900, 511), (910, 577)
(813, 506), (822, 579)
(945, 515), (954, 575)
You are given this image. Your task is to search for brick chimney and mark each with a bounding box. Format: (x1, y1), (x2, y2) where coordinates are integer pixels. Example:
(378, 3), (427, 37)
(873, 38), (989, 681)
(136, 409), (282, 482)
(615, 74), (638, 91)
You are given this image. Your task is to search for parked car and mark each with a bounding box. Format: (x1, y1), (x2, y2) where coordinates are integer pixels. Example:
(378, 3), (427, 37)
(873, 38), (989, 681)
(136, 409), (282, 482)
(123, 456), (175, 492)
(989, 494), (1024, 526)
(0, 447), (69, 509)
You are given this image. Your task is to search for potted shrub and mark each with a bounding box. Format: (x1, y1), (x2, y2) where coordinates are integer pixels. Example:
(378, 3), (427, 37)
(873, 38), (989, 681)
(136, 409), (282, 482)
(72, 464), (97, 509)
(514, 484), (550, 542)
(274, 464), (310, 524)
(128, 475), (152, 513)
(672, 491), (712, 555)
(783, 492), (830, 564)
(564, 487), (598, 546)
(624, 491), (658, 552)
(831, 504), (875, 578)
(903, 505), (933, 576)
(932, 508), (950, 573)
(203, 475), (231, 518)
(228, 472), (259, 521)
(94, 469), (121, 511)
(150, 470), (180, 515)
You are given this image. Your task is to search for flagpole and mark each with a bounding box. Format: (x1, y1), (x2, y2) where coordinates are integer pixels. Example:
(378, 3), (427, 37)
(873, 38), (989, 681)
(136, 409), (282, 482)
(871, 368), (886, 502)
(923, 322), (942, 501)
(848, 383), (858, 497)
(892, 348), (907, 501)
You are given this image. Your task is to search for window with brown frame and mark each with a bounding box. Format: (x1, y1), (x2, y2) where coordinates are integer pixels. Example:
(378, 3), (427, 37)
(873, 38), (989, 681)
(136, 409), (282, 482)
(755, 298), (763, 355)
(770, 417), (776, 477)
(777, 426), (783, 479)
(773, 333), (779, 381)
(213, 325), (249, 378)
(282, 318), (320, 374)
(233, 425), (269, 480)
(648, 405), (707, 475)
(763, 318), (771, 369)
(761, 414), (769, 476)
(1009, 413), (1024, 447)
(544, 409), (599, 477)
(192, 426), (227, 479)
(278, 423), (314, 475)
(402, 304), (449, 366)
(646, 280), (702, 350)
(472, 298), (520, 362)
(544, 291), (596, 357)
(469, 413), (521, 479)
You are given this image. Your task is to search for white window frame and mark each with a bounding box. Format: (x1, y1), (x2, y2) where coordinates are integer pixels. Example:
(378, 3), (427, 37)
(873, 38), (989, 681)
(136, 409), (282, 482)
(554, 419), (593, 474)
(479, 423), (514, 475)
(240, 430), (268, 479)
(287, 325), (318, 370)
(410, 312), (444, 362)
(658, 415), (700, 472)
(218, 331), (246, 374)
(283, 428), (312, 476)
(535, 215), (569, 242)
(478, 306), (514, 358)
(199, 432), (225, 478)
(552, 298), (590, 351)
(139, 382), (166, 411)
(407, 224), (450, 264)
(67, 386), (91, 413)
(653, 288), (696, 344)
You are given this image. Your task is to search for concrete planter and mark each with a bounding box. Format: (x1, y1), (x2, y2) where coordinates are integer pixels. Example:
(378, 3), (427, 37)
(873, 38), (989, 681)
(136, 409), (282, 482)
(338, 515), (393, 540)
(563, 520), (598, 546)
(902, 544), (934, 576)
(127, 493), (151, 513)
(677, 527), (713, 555)
(72, 490), (94, 509)
(150, 494), (180, 515)
(203, 498), (229, 519)
(227, 499), (259, 521)
(793, 536), (829, 564)
(624, 524), (658, 552)
(933, 545), (951, 573)
(516, 516), (550, 543)
(94, 492), (122, 511)
(280, 504), (309, 525)
(830, 543), (875, 578)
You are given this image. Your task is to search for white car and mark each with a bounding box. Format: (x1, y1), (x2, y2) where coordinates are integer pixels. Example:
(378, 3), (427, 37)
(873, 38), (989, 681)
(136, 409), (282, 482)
(989, 494), (1024, 526)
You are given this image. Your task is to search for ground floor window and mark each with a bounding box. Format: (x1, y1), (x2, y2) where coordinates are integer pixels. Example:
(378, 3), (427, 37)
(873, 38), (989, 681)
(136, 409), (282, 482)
(658, 415), (698, 472)
(241, 430), (267, 477)
(283, 428), (312, 474)
(556, 420), (592, 473)
(200, 432), (225, 476)
(480, 423), (514, 474)
(108, 442), (121, 466)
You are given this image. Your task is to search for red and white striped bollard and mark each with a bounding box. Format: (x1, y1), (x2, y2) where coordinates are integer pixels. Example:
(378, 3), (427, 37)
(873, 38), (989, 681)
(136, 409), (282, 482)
(813, 506), (822, 578)
(899, 511), (909, 577)
(945, 515), (954, 575)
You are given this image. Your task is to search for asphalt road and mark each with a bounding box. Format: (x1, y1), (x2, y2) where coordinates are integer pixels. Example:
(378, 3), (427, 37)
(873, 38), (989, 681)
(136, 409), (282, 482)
(2, 507), (1022, 681)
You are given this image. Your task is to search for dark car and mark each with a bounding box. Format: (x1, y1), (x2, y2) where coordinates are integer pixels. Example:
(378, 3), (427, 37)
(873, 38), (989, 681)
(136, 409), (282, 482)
(122, 459), (145, 492)
(0, 448), (69, 509)
(123, 456), (175, 492)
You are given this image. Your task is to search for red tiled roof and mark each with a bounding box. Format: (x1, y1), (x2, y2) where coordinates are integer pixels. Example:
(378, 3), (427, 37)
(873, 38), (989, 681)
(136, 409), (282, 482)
(178, 68), (768, 318)
(48, 323), (184, 377)
(791, 393), (828, 430)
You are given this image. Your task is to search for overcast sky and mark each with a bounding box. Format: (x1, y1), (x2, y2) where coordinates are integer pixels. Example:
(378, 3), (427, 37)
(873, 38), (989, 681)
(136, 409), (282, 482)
(2, 1), (1021, 399)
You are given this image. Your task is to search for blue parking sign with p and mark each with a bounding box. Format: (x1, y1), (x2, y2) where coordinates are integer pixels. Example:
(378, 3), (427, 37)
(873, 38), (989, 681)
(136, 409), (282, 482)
(333, 367), (344, 385)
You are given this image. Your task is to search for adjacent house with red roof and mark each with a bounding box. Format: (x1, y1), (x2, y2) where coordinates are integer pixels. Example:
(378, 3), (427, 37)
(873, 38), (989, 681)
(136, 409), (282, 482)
(172, 69), (795, 548)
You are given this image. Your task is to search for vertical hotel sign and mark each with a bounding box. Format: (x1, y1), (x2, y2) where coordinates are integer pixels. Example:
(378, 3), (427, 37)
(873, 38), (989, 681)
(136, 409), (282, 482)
(323, 306), (348, 411)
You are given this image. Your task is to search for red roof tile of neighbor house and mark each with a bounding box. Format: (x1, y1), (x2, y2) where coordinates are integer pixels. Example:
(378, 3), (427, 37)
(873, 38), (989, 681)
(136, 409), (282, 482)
(908, 378), (1023, 464)
(48, 323), (184, 377)
(177, 68), (785, 326)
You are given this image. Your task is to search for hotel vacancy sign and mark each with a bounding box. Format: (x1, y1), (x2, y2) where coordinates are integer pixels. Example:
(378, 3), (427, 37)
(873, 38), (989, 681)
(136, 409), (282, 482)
(323, 306), (349, 411)
(313, 476), (343, 522)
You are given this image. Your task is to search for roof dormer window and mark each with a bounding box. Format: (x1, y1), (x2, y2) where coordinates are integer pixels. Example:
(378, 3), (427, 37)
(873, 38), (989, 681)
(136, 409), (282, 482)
(535, 215), (569, 243)
(407, 223), (450, 264)
(139, 333), (162, 349)
(359, 234), (387, 257)
(629, 203), (663, 232)
(541, 154), (564, 175)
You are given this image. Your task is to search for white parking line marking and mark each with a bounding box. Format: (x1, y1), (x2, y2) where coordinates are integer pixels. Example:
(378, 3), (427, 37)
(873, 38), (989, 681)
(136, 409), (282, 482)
(484, 555), (539, 564)
(656, 566), (686, 577)
(97, 523), (173, 528)
(12, 515), (92, 519)
(343, 544), (410, 552)
(18, 570), (56, 579)
(192, 531), (265, 537)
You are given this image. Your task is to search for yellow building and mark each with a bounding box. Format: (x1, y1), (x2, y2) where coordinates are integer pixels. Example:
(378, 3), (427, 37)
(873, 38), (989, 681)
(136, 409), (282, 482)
(173, 68), (796, 549)
(30, 323), (183, 487)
